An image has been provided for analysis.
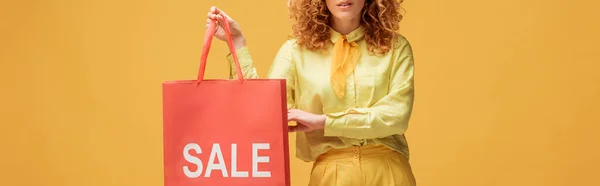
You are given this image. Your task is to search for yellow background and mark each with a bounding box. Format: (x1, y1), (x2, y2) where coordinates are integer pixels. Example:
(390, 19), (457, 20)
(1, 0), (599, 185)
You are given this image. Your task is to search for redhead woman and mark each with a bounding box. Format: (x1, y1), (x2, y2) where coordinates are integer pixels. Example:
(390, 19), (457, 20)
(207, 0), (416, 185)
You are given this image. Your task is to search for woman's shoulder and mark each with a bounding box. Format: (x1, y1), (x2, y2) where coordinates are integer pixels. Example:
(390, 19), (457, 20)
(281, 38), (300, 49)
(271, 39), (302, 61)
(276, 38), (321, 57)
(394, 34), (412, 49)
(274, 39), (299, 55)
(386, 34), (414, 63)
(390, 34), (414, 55)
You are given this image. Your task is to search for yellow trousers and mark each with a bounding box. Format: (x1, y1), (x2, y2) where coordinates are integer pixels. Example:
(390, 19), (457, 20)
(308, 144), (416, 186)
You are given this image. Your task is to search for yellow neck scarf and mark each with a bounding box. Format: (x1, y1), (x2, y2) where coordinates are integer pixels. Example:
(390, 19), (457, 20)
(330, 35), (361, 99)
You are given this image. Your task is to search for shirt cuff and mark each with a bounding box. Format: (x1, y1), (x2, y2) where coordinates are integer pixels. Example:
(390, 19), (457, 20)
(226, 46), (253, 68)
(323, 115), (345, 137)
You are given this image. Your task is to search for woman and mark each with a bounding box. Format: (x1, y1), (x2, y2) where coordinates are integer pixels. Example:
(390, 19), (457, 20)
(207, 0), (416, 185)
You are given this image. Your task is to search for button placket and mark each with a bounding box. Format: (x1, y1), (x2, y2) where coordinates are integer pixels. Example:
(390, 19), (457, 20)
(352, 146), (360, 159)
(351, 146), (363, 186)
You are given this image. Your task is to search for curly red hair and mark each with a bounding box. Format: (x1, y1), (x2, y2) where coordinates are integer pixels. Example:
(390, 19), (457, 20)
(288, 0), (404, 55)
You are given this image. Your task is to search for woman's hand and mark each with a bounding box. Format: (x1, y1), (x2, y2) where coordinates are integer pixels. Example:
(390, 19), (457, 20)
(206, 6), (246, 49)
(287, 109), (326, 132)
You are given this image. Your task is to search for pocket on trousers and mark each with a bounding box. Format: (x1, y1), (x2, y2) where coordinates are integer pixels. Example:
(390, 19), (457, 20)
(309, 161), (334, 186)
(384, 153), (417, 186)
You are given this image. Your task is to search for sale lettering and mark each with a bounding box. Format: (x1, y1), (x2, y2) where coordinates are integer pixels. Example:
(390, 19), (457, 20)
(183, 143), (271, 178)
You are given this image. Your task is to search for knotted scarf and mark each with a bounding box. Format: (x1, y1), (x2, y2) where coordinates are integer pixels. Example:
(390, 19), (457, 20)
(330, 35), (361, 99)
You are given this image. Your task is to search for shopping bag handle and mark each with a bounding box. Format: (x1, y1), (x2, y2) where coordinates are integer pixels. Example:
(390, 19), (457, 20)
(197, 13), (244, 84)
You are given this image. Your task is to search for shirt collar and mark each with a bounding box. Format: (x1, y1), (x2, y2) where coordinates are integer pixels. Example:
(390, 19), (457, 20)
(330, 26), (365, 43)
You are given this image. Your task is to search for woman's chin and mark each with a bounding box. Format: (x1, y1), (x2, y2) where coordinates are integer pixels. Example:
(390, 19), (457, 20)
(331, 13), (361, 22)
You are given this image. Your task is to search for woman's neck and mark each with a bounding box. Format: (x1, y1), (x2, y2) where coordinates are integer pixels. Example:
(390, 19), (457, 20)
(331, 17), (361, 35)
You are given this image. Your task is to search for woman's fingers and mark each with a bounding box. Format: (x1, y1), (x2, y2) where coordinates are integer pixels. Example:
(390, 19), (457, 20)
(207, 6), (235, 29)
(208, 14), (224, 23)
(288, 123), (313, 133)
(219, 10), (232, 22)
(207, 12), (219, 20)
(209, 7), (231, 24)
(206, 6), (243, 40)
(207, 6), (223, 20)
(210, 6), (220, 14)
(287, 109), (297, 121)
(206, 18), (217, 28)
(208, 6), (226, 21)
(288, 124), (305, 132)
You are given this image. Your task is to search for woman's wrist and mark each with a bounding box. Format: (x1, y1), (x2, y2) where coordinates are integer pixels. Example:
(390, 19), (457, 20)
(232, 36), (246, 50)
(316, 114), (327, 129)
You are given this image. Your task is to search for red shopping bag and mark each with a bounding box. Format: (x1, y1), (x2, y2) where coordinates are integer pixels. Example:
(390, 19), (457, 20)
(162, 15), (290, 186)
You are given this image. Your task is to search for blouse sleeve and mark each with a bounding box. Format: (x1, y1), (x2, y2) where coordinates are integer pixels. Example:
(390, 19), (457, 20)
(323, 37), (415, 139)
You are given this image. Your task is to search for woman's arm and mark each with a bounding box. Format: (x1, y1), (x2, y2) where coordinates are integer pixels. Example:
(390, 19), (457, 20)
(210, 6), (296, 109)
(226, 40), (297, 109)
(226, 46), (259, 79)
(323, 37), (415, 139)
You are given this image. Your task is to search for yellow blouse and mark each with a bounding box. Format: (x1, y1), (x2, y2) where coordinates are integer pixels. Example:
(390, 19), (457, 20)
(226, 27), (415, 162)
